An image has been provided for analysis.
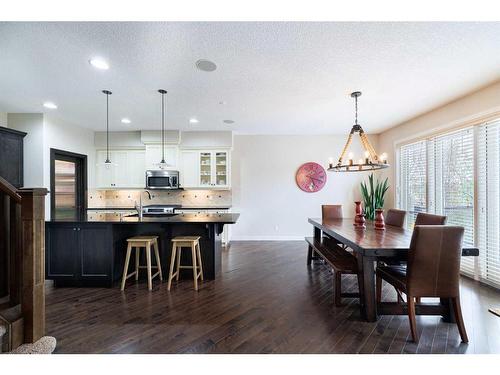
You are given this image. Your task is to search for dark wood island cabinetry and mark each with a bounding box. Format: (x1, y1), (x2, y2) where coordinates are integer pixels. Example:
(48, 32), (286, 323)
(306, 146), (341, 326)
(45, 213), (239, 287)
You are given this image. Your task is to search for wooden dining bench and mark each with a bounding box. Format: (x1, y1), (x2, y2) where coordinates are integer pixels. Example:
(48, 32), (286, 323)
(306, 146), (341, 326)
(305, 236), (359, 306)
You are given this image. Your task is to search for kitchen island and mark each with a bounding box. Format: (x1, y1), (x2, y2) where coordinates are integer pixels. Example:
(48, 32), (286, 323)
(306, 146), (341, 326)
(45, 212), (239, 287)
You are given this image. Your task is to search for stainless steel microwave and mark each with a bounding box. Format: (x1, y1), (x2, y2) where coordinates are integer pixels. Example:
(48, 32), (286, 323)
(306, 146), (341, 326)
(145, 170), (180, 190)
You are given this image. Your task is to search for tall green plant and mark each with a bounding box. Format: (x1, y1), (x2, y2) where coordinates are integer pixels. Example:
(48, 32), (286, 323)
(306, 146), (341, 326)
(360, 173), (389, 220)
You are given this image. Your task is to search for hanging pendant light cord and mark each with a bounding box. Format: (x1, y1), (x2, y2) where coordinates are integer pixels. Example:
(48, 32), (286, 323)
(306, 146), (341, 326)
(161, 91), (165, 163)
(354, 95), (358, 125)
(106, 93), (110, 162)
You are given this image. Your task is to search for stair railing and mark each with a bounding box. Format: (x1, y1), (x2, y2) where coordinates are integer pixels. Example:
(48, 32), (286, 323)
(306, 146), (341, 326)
(0, 176), (47, 348)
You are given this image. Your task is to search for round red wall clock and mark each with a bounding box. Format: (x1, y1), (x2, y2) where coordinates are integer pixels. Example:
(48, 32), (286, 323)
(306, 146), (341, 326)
(295, 162), (327, 192)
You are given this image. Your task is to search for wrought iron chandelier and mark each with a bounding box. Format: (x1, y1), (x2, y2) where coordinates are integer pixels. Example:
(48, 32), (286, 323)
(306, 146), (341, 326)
(328, 91), (389, 172)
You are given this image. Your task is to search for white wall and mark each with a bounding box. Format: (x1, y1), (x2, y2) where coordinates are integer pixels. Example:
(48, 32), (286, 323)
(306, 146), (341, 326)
(379, 80), (500, 208)
(7, 113), (96, 218)
(231, 134), (382, 240)
(0, 112), (7, 128)
(7, 113), (45, 187)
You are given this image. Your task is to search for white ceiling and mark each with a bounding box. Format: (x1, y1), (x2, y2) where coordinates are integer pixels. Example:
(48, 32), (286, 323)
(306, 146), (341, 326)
(0, 22), (499, 134)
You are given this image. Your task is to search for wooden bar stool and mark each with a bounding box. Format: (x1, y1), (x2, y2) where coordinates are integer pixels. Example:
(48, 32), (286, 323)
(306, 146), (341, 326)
(167, 236), (203, 291)
(121, 236), (163, 291)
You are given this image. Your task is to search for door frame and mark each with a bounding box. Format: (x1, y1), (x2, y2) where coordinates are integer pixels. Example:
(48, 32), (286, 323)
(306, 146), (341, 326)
(50, 148), (88, 221)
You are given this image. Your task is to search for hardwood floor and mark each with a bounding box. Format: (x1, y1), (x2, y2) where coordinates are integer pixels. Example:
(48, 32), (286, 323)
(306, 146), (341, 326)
(45, 241), (500, 354)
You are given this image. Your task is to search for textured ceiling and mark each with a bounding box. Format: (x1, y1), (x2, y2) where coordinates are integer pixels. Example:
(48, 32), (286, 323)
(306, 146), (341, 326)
(0, 22), (499, 134)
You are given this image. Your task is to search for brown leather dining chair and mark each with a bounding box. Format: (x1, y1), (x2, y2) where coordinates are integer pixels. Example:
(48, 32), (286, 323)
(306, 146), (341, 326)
(322, 205), (343, 220)
(385, 208), (406, 228)
(414, 212), (447, 225)
(376, 225), (468, 343)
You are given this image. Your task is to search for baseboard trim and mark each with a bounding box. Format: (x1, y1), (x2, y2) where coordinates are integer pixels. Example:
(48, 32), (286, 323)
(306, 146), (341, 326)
(230, 236), (305, 241)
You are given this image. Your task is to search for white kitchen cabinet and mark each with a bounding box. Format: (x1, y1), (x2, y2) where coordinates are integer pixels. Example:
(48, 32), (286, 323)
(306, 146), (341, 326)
(180, 150), (230, 189)
(127, 150), (146, 188)
(179, 150), (200, 188)
(145, 145), (178, 170)
(95, 150), (146, 189)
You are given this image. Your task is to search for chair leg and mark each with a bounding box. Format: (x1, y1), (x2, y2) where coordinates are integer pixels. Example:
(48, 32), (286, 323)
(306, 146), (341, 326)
(135, 247), (140, 281)
(191, 243), (198, 291)
(175, 246), (182, 281)
(153, 239), (163, 281)
(333, 271), (342, 306)
(196, 241), (204, 281)
(451, 296), (469, 343)
(121, 243), (133, 291)
(167, 243), (177, 291)
(376, 274), (382, 303)
(146, 242), (153, 291)
(407, 295), (419, 343)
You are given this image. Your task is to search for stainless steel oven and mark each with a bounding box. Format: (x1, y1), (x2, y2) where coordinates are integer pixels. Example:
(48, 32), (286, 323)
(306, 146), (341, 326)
(145, 170), (180, 190)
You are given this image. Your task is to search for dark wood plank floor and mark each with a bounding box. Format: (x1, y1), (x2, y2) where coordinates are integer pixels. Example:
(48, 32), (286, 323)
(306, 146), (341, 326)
(45, 241), (500, 354)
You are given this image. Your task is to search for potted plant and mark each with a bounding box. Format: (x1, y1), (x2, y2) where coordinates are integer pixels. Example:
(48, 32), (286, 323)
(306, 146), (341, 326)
(360, 173), (389, 221)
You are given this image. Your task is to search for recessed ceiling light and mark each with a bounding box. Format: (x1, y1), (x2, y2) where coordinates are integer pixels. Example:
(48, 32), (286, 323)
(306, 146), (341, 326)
(89, 57), (109, 70)
(43, 102), (57, 109)
(189, 118), (199, 124)
(121, 118), (131, 124)
(196, 59), (217, 72)
(223, 120), (235, 124)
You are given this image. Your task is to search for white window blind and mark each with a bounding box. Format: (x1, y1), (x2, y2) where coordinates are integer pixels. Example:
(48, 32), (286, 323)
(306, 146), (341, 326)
(430, 128), (475, 277)
(477, 120), (500, 288)
(398, 140), (427, 229)
(397, 127), (476, 278)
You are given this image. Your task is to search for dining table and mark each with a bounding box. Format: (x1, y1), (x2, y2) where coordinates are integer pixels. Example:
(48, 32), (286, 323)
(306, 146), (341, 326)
(308, 217), (479, 322)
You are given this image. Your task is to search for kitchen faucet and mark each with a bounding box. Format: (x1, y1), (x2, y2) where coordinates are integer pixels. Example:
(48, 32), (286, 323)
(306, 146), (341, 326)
(135, 190), (152, 219)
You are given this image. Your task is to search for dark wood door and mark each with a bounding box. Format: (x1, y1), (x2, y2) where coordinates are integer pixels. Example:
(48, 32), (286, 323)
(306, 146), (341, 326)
(79, 225), (113, 286)
(46, 224), (78, 281)
(50, 149), (87, 221)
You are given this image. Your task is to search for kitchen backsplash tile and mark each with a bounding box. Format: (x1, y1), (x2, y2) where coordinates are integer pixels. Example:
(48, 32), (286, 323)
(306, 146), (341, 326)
(88, 189), (232, 208)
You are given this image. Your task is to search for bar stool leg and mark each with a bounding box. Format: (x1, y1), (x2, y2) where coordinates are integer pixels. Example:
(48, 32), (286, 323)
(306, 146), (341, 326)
(135, 246), (140, 281)
(153, 239), (163, 281)
(175, 245), (182, 281)
(167, 242), (177, 291)
(196, 241), (204, 281)
(146, 242), (153, 291)
(121, 243), (133, 291)
(191, 242), (198, 291)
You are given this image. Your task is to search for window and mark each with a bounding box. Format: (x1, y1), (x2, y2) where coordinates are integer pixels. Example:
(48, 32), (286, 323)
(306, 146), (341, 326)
(398, 124), (500, 287)
(398, 140), (427, 228)
(477, 120), (500, 288)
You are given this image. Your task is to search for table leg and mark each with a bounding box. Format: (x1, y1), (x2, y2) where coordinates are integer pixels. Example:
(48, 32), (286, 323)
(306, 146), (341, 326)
(440, 297), (456, 323)
(357, 254), (377, 322)
(310, 226), (322, 261)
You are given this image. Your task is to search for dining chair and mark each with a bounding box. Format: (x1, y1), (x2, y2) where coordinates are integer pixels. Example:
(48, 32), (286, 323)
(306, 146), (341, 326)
(322, 205), (343, 220)
(376, 225), (468, 343)
(414, 212), (447, 225)
(385, 208), (406, 227)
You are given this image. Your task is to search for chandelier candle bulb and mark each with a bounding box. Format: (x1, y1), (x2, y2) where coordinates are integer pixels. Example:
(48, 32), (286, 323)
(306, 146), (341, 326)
(328, 157), (334, 169)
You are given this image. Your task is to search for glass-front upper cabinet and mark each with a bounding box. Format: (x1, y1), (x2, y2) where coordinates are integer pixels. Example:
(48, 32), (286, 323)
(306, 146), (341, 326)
(197, 151), (230, 188)
(199, 152), (212, 187)
(214, 151), (228, 187)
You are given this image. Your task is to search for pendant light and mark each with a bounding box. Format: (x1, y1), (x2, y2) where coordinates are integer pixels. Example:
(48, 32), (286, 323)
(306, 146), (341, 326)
(328, 91), (389, 172)
(157, 89), (169, 169)
(97, 90), (116, 170)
